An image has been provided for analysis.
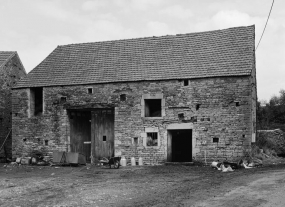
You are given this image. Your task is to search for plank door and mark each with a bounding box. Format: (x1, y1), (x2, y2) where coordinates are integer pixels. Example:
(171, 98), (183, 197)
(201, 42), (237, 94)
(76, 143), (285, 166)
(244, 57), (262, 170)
(69, 111), (91, 162)
(91, 109), (114, 161)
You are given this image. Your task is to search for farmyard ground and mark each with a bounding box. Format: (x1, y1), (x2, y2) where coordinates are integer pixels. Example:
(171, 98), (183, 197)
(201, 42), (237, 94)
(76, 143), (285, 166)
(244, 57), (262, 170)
(1, 162), (285, 207)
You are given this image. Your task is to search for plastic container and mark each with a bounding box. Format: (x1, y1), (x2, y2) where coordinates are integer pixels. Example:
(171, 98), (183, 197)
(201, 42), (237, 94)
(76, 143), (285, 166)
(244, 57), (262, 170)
(120, 156), (127, 166)
(138, 157), (143, 166)
(131, 157), (136, 166)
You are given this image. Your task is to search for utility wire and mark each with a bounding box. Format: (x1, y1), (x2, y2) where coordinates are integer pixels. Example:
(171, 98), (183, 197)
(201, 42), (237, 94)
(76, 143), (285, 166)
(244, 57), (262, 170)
(255, 0), (274, 51)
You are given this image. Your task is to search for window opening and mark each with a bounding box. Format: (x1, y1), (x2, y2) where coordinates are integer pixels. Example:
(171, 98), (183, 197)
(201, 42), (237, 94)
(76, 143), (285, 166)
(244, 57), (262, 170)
(236, 102), (240, 107)
(133, 137), (138, 146)
(178, 113), (184, 119)
(146, 132), (158, 146)
(103, 136), (107, 141)
(213, 137), (219, 143)
(87, 88), (93, 94)
(145, 99), (161, 117)
(44, 140), (49, 146)
(196, 104), (200, 110)
(183, 80), (189, 86)
(120, 94), (126, 101)
(30, 87), (43, 116)
(60, 96), (66, 103)
(23, 138), (27, 142)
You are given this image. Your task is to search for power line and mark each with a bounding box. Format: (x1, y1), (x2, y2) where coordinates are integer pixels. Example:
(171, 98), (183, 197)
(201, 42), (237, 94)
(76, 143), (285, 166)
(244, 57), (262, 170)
(255, 0), (274, 51)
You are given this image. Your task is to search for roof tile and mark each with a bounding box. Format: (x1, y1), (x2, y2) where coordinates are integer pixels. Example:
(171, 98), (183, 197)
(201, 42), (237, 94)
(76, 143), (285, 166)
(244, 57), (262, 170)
(15, 25), (255, 88)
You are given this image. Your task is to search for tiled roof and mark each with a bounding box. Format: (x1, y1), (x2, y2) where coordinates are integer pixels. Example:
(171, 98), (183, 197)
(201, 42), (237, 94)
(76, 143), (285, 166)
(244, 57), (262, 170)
(0, 51), (16, 68)
(15, 25), (255, 88)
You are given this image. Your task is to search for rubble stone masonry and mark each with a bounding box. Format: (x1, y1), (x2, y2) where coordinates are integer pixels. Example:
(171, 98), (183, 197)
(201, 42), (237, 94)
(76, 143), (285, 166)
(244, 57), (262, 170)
(12, 76), (254, 163)
(0, 55), (26, 159)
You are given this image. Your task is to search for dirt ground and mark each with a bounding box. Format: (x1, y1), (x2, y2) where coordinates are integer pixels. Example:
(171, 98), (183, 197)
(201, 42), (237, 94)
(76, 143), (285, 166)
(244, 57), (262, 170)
(1, 162), (285, 207)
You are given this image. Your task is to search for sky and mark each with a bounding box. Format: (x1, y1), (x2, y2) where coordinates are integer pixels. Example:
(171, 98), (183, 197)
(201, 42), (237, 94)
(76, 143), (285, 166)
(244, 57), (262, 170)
(1, 0), (284, 101)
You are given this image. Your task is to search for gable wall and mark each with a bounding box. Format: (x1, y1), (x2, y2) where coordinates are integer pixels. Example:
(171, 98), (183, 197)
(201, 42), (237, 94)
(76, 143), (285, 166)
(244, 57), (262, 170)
(12, 76), (254, 163)
(0, 55), (26, 160)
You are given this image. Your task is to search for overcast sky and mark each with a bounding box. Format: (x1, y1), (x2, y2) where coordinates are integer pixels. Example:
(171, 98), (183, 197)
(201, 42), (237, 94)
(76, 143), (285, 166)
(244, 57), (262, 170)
(1, 0), (284, 101)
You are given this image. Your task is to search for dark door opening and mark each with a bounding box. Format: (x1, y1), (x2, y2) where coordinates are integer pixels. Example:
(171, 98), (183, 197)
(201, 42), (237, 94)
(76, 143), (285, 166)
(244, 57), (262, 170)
(168, 129), (192, 162)
(69, 110), (91, 162)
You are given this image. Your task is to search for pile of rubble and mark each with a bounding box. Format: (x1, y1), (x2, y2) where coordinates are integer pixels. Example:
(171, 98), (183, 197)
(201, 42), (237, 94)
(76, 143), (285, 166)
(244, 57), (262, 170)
(6, 156), (51, 167)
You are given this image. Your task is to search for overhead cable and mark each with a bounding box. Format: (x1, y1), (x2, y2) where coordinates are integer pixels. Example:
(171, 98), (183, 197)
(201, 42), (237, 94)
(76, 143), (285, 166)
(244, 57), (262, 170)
(255, 0), (274, 51)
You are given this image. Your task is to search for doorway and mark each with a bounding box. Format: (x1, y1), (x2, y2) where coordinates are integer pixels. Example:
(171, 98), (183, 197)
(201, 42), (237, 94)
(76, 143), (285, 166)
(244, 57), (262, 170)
(91, 109), (115, 160)
(69, 110), (91, 162)
(168, 129), (192, 162)
(69, 108), (115, 162)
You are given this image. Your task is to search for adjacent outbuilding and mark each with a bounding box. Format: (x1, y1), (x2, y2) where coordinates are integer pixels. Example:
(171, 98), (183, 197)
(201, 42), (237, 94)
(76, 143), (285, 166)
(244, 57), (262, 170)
(0, 51), (26, 161)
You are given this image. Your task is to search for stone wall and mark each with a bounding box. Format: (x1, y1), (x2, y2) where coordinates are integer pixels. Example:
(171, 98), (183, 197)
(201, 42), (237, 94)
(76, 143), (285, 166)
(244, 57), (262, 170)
(12, 75), (254, 163)
(0, 54), (26, 159)
(257, 129), (285, 155)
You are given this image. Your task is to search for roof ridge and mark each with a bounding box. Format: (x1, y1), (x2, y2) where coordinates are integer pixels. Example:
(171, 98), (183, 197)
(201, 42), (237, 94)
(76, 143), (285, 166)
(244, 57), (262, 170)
(0, 51), (16, 68)
(58, 25), (255, 48)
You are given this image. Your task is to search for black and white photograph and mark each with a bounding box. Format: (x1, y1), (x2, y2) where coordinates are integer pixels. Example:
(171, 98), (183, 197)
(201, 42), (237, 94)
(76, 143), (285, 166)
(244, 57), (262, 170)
(1, 0), (285, 206)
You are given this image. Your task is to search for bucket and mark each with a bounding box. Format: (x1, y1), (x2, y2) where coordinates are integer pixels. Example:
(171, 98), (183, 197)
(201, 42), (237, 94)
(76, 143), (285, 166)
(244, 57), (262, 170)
(120, 157), (127, 166)
(138, 157), (143, 166)
(131, 157), (136, 166)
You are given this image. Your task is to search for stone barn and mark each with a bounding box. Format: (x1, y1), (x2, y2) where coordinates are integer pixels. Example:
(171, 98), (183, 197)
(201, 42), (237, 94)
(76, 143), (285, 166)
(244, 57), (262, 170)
(12, 25), (256, 164)
(0, 51), (26, 161)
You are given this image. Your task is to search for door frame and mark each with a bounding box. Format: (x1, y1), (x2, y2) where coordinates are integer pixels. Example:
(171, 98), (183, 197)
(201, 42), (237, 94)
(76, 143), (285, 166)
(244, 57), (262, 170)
(166, 123), (193, 162)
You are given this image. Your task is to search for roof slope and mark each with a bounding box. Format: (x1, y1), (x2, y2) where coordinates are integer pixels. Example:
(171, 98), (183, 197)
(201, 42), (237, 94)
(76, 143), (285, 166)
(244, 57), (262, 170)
(0, 51), (16, 68)
(15, 25), (255, 88)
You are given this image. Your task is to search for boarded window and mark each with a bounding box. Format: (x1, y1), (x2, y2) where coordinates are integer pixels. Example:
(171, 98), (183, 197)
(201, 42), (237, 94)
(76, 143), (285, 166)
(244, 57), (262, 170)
(146, 132), (158, 146)
(30, 87), (43, 116)
(145, 99), (161, 117)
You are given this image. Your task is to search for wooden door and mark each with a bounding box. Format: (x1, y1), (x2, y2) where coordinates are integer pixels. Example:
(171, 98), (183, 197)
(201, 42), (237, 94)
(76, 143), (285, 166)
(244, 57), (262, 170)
(91, 109), (114, 161)
(69, 111), (91, 162)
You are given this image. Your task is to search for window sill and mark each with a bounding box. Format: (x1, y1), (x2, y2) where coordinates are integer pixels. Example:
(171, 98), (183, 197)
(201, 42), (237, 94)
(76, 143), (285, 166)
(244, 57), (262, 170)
(143, 117), (163, 120)
(144, 146), (160, 149)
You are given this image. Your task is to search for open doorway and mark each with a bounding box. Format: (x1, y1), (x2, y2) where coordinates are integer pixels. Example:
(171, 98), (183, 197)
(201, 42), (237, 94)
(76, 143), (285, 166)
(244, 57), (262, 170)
(168, 129), (192, 162)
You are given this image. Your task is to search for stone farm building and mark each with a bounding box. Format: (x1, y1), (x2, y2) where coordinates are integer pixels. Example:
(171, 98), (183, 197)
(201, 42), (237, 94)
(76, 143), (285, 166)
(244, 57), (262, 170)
(0, 51), (26, 161)
(12, 25), (256, 164)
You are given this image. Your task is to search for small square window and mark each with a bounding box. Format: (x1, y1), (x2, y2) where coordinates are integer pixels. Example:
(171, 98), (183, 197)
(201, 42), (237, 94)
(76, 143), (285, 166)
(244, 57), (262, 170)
(120, 94), (126, 101)
(235, 102), (240, 107)
(183, 80), (189, 86)
(45, 140), (49, 146)
(213, 137), (219, 143)
(87, 88), (93, 94)
(178, 113), (184, 119)
(103, 136), (106, 141)
(146, 132), (158, 146)
(60, 96), (66, 103)
(145, 99), (161, 117)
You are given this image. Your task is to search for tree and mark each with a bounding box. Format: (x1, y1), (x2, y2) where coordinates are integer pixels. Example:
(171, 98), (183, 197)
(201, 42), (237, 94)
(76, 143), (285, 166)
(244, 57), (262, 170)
(257, 89), (285, 132)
